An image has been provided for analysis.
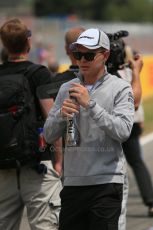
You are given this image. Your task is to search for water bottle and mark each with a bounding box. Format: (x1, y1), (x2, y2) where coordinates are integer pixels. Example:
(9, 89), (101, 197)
(66, 93), (80, 147)
(37, 127), (46, 152)
(66, 115), (78, 147)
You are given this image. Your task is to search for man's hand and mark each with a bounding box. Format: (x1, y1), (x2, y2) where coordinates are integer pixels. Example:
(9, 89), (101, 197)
(54, 161), (63, 176)
(69, 83), (90, 108)
(60, 98), (80, 118)
(130, 53), (143, 110)
(129, 53), (143, 74)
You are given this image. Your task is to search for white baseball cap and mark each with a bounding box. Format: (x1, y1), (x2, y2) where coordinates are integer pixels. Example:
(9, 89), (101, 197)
(71, 28), (110, 51)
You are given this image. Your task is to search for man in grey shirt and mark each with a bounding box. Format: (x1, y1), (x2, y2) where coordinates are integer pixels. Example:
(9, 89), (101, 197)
(44, 28), (134, 230)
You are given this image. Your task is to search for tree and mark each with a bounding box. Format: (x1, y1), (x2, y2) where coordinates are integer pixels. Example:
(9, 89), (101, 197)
(33, 0), (153, 22)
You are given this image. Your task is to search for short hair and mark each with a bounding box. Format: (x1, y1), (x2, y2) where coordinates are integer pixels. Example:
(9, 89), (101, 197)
(65, 26), (85, 48)
(0, 18), (31, 54)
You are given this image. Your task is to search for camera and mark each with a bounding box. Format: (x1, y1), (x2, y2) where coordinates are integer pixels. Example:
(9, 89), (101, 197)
(106, 30), (129, 73)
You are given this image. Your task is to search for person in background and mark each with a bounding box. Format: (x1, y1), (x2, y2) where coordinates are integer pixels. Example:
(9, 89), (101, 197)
(47, 26), (85, 101)
(54, 27), (85, 82)
(116, 46), (143, 230)
(47, 44), (59, 75)
(48, 61), (59, 76)
(0, 18), (62, 230)
(44, 28), (135, 230)
(119, 46), (153, 218)
(63, 26), (85, 74)
(105, 35), (144, 229)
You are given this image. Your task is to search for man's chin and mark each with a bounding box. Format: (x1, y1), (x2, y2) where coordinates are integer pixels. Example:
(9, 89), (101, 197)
(80, 68), (89, 76)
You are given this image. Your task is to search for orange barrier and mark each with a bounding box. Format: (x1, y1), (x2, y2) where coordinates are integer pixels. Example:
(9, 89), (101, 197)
(58, 63), (69, 73)
(141, 55), (153, 99)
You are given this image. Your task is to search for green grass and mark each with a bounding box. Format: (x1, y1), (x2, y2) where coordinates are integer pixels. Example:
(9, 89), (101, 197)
(142, 95), (153, 136)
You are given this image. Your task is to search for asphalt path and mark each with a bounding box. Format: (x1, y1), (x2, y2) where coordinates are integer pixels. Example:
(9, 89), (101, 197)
(126, 134), (153, 230)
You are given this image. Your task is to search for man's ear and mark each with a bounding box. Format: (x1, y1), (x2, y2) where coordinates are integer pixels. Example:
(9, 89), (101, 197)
(27, 38), (31, 53)
(65, 45), (69, 56)
(104, 50), (110, 62)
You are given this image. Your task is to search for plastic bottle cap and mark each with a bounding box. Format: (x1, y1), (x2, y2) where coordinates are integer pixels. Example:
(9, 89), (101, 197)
(37, 127), (43, 134)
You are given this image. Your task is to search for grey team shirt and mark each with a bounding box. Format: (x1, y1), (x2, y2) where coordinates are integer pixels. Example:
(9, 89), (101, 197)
(44, 72), (135, 186)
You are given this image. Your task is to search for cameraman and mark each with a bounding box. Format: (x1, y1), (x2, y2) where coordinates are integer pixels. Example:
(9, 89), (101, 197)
(120, 46), (153, 217)
(107, 35), (153, 230)
(117, 46), (144, 230)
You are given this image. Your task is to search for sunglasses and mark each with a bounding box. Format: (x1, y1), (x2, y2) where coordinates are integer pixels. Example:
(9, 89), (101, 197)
(72, 51), (102, 61)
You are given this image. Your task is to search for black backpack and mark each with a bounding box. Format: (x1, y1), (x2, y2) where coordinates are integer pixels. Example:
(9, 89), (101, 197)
(0, 64), (43, 169)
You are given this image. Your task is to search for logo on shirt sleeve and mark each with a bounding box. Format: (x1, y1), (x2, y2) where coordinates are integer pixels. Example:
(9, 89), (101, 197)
(128, 92), (134, 104)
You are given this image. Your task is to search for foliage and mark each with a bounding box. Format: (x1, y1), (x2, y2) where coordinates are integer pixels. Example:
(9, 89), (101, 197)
(105, 0), (153, 22)
(33, 0), (153, 22)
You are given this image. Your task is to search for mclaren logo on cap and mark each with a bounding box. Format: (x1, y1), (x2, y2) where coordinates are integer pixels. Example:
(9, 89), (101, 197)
(78, 36), (95, 40)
